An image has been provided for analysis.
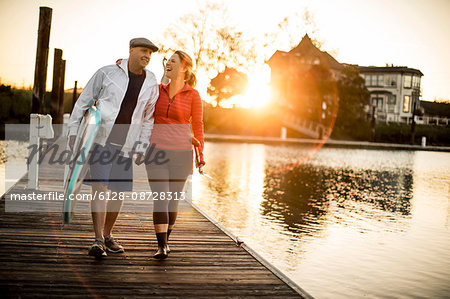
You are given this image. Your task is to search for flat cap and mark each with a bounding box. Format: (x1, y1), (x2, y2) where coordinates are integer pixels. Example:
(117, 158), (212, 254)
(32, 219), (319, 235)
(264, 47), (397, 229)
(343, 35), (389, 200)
(130, 37), (159, 52)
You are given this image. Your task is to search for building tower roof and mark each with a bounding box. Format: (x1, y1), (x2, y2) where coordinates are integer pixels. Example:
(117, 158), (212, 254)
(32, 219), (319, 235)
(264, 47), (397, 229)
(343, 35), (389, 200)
(288, 34), (343, 70)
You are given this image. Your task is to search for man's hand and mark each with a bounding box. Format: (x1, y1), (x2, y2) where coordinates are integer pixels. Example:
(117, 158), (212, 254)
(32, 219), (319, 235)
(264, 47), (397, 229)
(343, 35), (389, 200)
(135, 153), (145, 165)
(69, 135), (76, 151)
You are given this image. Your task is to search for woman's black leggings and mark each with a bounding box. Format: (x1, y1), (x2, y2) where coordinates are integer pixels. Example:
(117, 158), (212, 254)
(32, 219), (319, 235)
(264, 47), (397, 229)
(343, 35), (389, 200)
(145, 149), (192, 225)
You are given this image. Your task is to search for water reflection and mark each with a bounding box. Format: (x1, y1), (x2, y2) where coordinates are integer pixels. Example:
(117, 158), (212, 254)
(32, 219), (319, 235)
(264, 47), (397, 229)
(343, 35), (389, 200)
(262, 164), (414, 237)
(194, 143), (416, 235)
(192, 143), (266, 230)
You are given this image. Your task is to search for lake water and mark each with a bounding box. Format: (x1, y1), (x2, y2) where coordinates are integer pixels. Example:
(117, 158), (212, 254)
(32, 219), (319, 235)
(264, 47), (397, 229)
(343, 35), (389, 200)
(0, 140), (28, 197)
(192, 142), (450, 298)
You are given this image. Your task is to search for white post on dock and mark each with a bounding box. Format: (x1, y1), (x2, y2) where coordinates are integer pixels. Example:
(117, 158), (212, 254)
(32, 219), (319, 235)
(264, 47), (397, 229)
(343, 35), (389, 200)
(281, 127), (287, 140)
(28, 114), (54, 189)
(28, 114), (39, 189)
(421, 136), (426, 147)
(62, 113), (70, 136)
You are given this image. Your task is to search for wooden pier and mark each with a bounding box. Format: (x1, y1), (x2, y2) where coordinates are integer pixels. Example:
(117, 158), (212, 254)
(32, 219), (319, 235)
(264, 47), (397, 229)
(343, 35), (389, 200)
(0, 143), (311, 298)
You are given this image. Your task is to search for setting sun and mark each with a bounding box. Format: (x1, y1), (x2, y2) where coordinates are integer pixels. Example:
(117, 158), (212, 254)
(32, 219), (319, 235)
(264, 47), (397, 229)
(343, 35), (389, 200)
(223, 65), (272, 109)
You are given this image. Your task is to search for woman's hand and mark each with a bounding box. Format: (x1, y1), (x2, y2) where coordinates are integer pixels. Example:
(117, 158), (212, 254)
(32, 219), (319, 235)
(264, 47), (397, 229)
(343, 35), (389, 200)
(198, 163), (205, 174)
(191, 136), (205, 172)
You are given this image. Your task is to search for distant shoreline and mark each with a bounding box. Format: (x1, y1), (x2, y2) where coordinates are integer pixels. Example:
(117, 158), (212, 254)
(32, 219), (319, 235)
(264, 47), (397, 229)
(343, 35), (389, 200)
(205, 134), (450, 152)
(1, 135), (449, 165)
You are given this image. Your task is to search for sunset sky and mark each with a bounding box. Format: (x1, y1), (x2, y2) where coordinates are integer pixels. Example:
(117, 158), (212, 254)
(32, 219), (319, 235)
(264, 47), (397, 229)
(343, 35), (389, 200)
(0, 0), (449, 106)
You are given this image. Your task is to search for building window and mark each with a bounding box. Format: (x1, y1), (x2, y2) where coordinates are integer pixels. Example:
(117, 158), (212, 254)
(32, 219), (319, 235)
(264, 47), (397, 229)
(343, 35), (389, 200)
(388, 95), (396, 113)
(377, 98), (383, 112)
(372, 97), (383, 112)
(365, 74), (391, 87)
(388, 94), (396, 105)
(365, 75), (371, 86)
(404, 75), (412, 88)
(412, 76), (421, 88)
(403, 95), (410, 113)
(365, 74), (385, 87)
(371, 75), (377, 86)
(377, 75), (384, 87)
(385, 75), (397, 87)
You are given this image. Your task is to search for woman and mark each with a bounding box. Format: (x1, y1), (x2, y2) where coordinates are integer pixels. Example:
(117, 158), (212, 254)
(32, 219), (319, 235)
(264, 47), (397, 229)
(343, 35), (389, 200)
(144, 50), (205, 259)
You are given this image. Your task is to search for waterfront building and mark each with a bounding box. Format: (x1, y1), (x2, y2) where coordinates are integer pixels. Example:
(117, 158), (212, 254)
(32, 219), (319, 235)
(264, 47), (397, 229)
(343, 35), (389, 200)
(358, 66), (423, 124)
(267, 34), (341, 138)
(267, 34), (429, 135)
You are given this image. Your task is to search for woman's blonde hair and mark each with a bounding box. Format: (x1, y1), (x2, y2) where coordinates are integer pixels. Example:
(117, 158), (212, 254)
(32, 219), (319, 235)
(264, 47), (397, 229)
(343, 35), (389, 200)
(174, 50), (196, 88)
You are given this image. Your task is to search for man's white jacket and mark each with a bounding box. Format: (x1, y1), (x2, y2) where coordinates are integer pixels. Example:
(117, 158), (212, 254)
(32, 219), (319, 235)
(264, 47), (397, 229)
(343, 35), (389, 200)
(68, 59), (158, 157)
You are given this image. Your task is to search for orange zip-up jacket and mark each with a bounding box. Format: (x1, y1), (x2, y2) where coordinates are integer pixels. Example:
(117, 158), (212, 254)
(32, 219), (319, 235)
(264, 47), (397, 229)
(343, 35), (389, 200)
(149, 83), (205, 164)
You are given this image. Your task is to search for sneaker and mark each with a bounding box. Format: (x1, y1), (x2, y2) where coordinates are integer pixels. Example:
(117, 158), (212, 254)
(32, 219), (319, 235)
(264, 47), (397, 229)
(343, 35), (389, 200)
(104, 235), (124, 253)
(88, 239), (107, 258)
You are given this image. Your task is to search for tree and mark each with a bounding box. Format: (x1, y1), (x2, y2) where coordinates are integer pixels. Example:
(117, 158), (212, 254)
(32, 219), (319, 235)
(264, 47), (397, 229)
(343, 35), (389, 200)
(207, 67), (248, 107)
(160, 1), (256, 75)
(332, 65), (371, 140)
(288, 62), (339, 138)
(0, 84), (13, 121)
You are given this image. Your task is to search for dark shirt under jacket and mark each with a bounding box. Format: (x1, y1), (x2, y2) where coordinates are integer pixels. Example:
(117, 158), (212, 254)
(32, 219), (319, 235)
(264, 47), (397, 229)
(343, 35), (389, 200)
(107, 70), (146, 145)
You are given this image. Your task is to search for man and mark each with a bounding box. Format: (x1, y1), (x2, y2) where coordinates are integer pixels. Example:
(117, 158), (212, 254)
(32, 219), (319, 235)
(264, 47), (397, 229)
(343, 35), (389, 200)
(68, 38), (159, 258)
